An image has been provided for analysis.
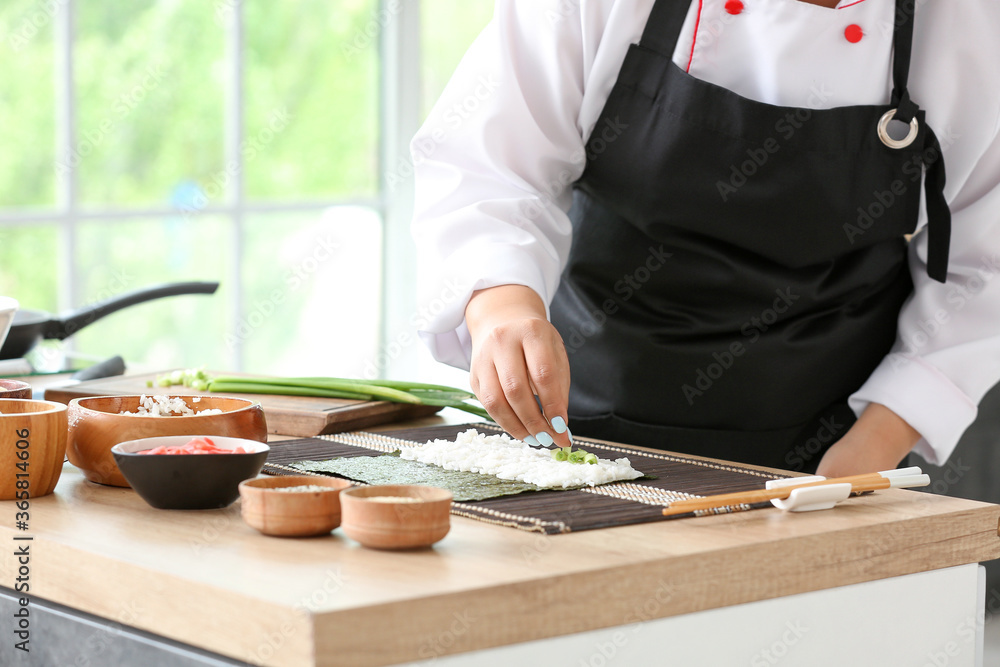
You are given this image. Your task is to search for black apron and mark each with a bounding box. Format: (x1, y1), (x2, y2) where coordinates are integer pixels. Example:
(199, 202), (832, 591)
(549, 0), (951, 472)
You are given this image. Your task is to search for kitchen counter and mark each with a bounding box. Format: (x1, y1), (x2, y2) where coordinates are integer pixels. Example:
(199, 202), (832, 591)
(1, 416), (999, 666)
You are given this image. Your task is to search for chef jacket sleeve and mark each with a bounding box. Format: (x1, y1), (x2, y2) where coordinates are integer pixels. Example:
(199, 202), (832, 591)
(411, 1), (594, 370)
(849, 112), (1000, 466)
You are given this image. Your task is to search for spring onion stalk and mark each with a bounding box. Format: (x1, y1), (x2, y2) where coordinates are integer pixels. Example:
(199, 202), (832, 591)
(319, 378), (475, 396)
(215, 376), (475, 398)
(398, 393), (492, 420)
(210, 376), (422, 403)
(207, 382), (374, 401)
(205, 374), (491, 421)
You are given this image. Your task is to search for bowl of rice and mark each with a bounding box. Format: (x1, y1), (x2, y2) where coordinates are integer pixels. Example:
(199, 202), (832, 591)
(239, 475), (354, 537)
(67, 394), (267, 487)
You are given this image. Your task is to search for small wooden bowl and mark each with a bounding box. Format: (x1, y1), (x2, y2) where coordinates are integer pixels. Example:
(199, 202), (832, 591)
(239, 475), (353, 537)
(67, 395), (267, 487)
(0, 399), (67, 500)
(339, 485), (452, 550)
(0, 380), (32, 400)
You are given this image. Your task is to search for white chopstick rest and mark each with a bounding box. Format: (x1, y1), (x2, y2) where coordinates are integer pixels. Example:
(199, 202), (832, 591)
(766, 476), (846, 513)
(770, 482), (853, 512)
(764, 467), (929, 513)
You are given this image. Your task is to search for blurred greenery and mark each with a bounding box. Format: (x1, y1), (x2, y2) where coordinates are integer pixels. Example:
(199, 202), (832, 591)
(72, 215), (234, 369)
(421, 0), (494, 115)
(0, 0), (493, 374)
(245, 0), (379, 200)
(0, 0), (56, 208)
(0, 226), (59, 314)
(74, 2), (226, 206)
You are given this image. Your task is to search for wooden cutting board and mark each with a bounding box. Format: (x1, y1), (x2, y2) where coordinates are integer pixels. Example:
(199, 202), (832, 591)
(44, 371), (443, 437)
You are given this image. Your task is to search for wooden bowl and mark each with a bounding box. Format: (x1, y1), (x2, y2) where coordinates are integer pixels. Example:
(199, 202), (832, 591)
(67, 395), (267, 487)
(112, 436), (270, 510)
(239, 475), (353, 537)
(0, 380), (32, 400)
(339, 485), (452, 550)
(0, 399), (68, 500)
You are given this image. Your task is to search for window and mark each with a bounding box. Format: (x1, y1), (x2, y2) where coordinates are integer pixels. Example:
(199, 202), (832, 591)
(0, 0), (492, 381)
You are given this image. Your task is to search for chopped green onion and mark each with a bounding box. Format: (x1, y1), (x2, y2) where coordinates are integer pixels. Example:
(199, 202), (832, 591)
(154, 367), (212, 389)
(551, 445), (600, 465)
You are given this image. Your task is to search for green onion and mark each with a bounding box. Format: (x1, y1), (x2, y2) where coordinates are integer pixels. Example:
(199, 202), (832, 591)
(210, 376), (421, 404)
(203, 373), (491, 421)
(208, 381), (378, 401)
(148, 368), (490, 419)
(550, 445), (600, 465)
(154, 367), (212, 389)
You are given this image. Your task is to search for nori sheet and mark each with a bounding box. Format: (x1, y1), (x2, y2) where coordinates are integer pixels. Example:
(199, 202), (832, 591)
(289, 452), (550, 502)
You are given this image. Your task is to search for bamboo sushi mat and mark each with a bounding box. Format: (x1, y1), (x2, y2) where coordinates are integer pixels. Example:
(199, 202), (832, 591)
(262, 423), (790, 535)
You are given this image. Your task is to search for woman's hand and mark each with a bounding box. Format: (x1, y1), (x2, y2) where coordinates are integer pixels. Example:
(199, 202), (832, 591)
(815, 403), (921, 477)
(465, 285), (572, 447)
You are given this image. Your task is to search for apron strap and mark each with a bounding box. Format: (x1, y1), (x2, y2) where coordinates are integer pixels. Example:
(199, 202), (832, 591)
(888, 0), (949, 281)
(890, 0), (919, 124)
(639, 0), (693, 57)
(922, 126), (952, 283)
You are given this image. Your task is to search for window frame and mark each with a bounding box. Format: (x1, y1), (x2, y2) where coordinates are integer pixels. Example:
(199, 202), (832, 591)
(0, 0), (420, 374)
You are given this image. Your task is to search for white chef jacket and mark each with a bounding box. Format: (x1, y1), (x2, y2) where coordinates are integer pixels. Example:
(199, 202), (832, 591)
(410, 0), (1000, 466)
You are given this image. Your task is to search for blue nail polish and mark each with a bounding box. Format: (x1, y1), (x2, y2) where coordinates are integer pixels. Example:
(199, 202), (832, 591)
(536, 432), (555, 446)
(551, 416), (567, 434)
(566, 428), (574, 446)
(523, 435), (540, 446)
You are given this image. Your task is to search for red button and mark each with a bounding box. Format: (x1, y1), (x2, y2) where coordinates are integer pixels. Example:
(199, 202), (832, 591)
(844, 24), (864, 43)
(725, 0), (744, 15)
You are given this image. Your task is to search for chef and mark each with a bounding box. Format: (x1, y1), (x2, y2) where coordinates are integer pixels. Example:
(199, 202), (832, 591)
(411, 0), (1000, 476)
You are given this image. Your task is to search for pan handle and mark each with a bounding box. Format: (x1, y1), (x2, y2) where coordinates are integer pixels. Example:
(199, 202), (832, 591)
(41, 281), (221, 340)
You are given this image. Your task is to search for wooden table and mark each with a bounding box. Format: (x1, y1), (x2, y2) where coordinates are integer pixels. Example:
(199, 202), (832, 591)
(1, 415), (999, 666)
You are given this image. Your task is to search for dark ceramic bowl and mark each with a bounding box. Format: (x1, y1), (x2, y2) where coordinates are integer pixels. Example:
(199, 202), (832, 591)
(111, 435), (269, 510)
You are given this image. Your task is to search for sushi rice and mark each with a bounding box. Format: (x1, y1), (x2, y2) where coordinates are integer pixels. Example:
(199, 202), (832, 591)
(400, 428), (642, 489)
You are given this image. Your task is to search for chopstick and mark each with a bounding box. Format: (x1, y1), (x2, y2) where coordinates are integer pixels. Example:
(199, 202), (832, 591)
(661, 468), (930, 517)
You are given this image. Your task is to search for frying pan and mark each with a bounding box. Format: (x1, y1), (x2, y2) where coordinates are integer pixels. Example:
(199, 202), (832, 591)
(1, 281), (220, 360)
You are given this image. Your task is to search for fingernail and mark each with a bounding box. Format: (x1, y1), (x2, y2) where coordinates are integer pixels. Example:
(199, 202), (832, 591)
(536, 432), (555, 446)
(523, 435), (540, 446)
(566, 427), (574, 445)
(551, 416), (567, 433)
